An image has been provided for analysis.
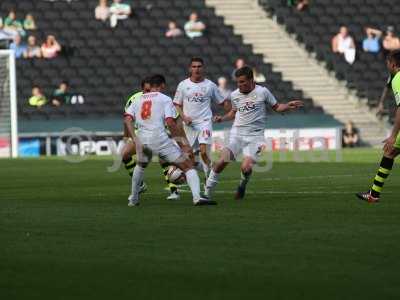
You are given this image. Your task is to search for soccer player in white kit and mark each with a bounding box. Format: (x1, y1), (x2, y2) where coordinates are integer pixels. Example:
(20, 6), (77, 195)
(123, 74), (215, 206)
(205, 66), (304, 200)
(173, 57), (231, 178)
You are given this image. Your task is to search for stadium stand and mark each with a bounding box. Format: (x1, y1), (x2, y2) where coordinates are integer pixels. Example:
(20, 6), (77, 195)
(258, 0), (399, 121)
(0, 0), (326, 121)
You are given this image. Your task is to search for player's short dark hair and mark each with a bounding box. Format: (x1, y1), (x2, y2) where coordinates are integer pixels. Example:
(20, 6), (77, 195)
(235, 66), (254, 79)
(190, 57), (204, 65)
(140, 76), (151, 88)
(387, 50), (400, 67)
(149, 74), (166, 87)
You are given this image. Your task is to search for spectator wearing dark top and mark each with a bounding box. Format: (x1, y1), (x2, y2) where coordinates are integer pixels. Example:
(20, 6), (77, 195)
(363, 27), (382, 53)
(51, 81), (71, 106)
(342, 121), (359, 148)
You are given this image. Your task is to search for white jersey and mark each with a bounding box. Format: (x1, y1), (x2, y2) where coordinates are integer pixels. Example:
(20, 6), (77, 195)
(229, 85), (278, 136)
(125, 92), (178, 144)
(173, 78), (225, 125)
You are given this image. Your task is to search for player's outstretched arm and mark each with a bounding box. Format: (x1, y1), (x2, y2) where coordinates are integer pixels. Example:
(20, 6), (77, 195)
(213, 108), (236, 123)
(272, 100), (304, 113)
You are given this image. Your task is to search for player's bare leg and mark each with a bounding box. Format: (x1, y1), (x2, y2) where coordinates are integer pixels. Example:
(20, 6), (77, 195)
(199, 143), (211, 179)
(204, 148), (234, 198)
(235, 156), (255, 200)
(174, 155), (216, 205)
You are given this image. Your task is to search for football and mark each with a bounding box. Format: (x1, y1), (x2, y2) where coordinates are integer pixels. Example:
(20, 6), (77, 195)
(166, 166), (186, 184)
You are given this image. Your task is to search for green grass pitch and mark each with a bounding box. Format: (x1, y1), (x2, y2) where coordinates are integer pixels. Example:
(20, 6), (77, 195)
(1, 148), (400, 299)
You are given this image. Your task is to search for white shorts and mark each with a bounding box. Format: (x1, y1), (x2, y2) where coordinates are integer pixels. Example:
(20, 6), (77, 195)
(137, 137), (183, 164)
(184, 121), (212, 150)
(226, 133), (265, 162)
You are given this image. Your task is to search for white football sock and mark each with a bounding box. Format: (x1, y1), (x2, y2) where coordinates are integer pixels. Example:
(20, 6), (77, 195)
(131, 165), (145, 202)
(205, 169), (219, 196)
(185, 169), (201, 202)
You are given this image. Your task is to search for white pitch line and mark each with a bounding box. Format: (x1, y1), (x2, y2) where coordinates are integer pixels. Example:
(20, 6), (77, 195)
(221, 174), (358, 183)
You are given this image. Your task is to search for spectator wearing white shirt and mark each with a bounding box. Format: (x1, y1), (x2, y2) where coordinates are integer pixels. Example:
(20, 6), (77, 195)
(109, 0), (131, 28)
(184, 12), (205, 39)
(331, 26), (356, 64)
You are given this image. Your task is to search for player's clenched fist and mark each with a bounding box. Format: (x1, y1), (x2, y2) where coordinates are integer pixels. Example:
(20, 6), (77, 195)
(287, 100), (304, 109)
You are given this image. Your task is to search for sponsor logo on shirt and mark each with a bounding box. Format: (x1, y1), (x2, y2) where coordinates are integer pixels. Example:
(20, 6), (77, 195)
(237, 101), (256, 112)
(188, 92), (207, 103)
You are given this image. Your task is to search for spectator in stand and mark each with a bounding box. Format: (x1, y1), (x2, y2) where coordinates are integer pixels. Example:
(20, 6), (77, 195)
(165, 21), (183, 38)
(0, 15), (16, 44)
(28, 86), (47, 108)
(296, 0), (309, 11)
(184, 12), (206, 39)
(331, 26), (356, 64)
(231, 58), (246, 81)
(342, 121), (359, 148)
(95, 0), (110, 22)
(217, 77), (232, 100)
(4, 10), (25, 37)
(41, 35), (61, 59)
(383, 26), (400, 51)
(362, 27), (382, 53)
(109, 0), (131, 28)
(287, 0), (309, 11)
(51, 81), (71, 106)
(9, 34), (26, 59)
(23, 35), (41, 59)
(253, 67), (266, 83)
(23, 14), (36, 31)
